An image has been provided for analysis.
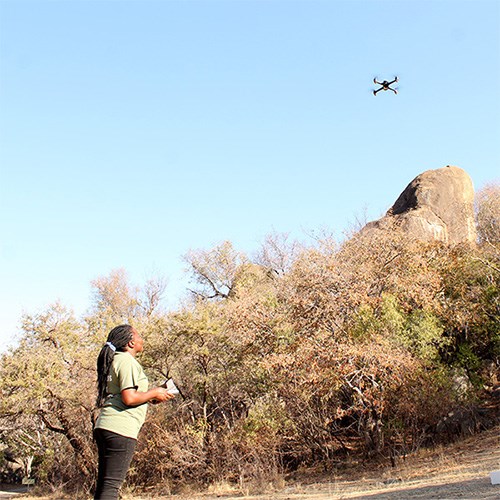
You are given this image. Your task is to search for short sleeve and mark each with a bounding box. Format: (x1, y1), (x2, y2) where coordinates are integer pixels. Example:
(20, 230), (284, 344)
(116, 355), (141, 391)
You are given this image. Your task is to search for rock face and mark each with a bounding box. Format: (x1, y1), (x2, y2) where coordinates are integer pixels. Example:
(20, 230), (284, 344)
(361, 166), (477, 244)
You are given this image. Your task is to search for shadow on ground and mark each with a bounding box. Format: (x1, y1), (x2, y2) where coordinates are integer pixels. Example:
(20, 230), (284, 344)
(347, 477), (499, 500)
(0, 484), (29, 500)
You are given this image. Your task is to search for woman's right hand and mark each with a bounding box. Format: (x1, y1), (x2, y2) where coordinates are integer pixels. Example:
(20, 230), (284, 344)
(153, 387), (175, 402)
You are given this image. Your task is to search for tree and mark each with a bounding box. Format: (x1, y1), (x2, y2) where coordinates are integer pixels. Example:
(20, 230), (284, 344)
(140, 274), (168, 317)
(184, 241), (248, 299)
(0, 303), (96, 490)
(475, 182), (500, 246)
(437, 244), (500, 376)
(86, 268), (141, 335)
(254, 230), (302, 276)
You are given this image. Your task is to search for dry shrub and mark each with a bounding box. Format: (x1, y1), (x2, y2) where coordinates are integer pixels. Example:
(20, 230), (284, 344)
(131, 410), (208, 494)
(131, 397), (287, 496)
(264, 331), (458, 463)
(282, 230), (444, 342)
(198, 404), (286, 495)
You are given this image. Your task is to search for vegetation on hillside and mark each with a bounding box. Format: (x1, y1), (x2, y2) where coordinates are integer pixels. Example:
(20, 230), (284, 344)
(1, 184), (498, 497)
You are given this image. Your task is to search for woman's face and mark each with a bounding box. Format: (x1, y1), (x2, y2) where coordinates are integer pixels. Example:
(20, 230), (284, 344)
(130, 328), (144, 353)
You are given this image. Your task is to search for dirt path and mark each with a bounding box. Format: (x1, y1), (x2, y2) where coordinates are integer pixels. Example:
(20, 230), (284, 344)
(135, 426), (500, 499)
(3, 426), (499, 499)
(0, 485), (28, 499)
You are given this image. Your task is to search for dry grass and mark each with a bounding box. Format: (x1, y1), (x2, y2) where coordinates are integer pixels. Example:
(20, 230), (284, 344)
(4, 426), (499, 499)
(174, 425), (500, 499)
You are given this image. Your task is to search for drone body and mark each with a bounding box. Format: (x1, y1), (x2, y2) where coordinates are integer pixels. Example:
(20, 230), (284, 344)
(373, 77), (398, 95)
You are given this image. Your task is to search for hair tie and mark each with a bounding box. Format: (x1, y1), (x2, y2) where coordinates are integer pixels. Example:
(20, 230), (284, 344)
(105, 341), (116, 352)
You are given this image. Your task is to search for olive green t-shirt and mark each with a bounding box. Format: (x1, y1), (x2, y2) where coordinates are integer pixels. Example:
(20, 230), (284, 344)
(95, 351), (149, 439)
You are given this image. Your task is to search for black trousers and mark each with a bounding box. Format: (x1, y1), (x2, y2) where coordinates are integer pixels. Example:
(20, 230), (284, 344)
(93, 428), (137, 500)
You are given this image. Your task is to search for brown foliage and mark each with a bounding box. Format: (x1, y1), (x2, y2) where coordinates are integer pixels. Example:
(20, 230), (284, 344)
(2, 216), (499, 496)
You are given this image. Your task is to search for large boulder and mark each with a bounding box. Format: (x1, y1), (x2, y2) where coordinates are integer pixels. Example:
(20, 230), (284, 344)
(361, 165), (477, 244)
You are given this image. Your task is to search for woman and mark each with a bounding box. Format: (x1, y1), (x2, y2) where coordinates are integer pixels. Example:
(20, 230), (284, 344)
(94, 324), (174, 500)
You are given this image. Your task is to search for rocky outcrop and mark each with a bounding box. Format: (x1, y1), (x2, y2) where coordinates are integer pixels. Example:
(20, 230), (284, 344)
(361, 166), (477, 244)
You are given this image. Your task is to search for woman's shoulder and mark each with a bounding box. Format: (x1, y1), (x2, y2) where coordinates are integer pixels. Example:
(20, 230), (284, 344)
(114, 352), (142, 370)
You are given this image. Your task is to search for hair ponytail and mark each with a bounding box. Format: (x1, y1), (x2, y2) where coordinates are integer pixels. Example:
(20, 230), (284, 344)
(96, 324), (134, 407)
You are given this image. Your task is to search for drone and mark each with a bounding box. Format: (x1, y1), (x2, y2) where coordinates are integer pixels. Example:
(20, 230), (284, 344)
(373, 77), (398, 96)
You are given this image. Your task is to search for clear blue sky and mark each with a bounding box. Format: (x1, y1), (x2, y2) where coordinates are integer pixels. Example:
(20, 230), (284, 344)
(1, 0), (499, 350)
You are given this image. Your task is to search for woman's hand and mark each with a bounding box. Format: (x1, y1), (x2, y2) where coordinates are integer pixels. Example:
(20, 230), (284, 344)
(121, 387), (175, 406)
(152, 387), (175, 403)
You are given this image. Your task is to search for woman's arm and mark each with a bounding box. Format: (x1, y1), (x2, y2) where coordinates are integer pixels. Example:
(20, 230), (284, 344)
(121, 387), (174, 406)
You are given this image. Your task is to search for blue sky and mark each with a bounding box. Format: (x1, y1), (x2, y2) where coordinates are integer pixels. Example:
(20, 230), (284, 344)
(1, 0), (499, 350)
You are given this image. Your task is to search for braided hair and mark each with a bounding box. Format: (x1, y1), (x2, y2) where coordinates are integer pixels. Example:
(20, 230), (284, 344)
(96, 324), (134, 407)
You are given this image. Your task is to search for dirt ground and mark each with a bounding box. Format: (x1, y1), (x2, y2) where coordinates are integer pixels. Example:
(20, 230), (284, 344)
(2, 425), (499, 500)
